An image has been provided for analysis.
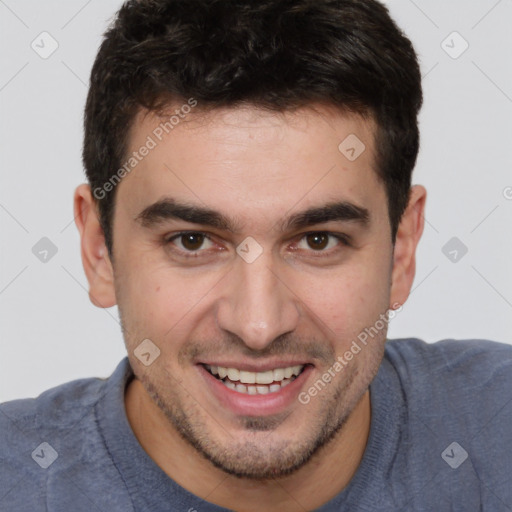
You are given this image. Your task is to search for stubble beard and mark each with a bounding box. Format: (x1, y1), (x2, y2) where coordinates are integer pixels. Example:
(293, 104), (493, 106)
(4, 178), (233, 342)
(135, 355), (380, 480)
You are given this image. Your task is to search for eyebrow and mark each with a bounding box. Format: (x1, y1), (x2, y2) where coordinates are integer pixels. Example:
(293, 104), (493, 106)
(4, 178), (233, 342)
(135, 197), (370, 233)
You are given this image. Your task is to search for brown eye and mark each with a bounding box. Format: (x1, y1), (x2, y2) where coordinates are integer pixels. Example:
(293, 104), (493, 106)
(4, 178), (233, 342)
(295, 232), (350, 256)
(166, 232), (215, 254)
(180, 233), (205, 251)
(305, 233), (329, 250)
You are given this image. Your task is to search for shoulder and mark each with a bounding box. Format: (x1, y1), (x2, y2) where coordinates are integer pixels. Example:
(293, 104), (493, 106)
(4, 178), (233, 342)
(384, 337), (512, 386)
(0, 373), (109, 441)
(383, 337), (512, 416)
(378, 339), (512, 504)
(0, 360), (132, 511)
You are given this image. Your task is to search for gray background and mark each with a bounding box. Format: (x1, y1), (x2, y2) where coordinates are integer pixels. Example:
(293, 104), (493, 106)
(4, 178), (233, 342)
(1, 0), (511, 402)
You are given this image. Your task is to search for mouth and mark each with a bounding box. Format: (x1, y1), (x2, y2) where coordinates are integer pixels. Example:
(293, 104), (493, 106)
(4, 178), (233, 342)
(202, 363), (307, 395)
(197, 362), (314, 416)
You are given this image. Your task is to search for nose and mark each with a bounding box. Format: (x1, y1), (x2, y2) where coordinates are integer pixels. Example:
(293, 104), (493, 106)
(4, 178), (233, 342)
(215, 249), (300, 351)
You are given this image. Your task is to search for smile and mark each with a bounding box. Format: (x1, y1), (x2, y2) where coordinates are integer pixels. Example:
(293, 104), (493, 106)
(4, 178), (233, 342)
(204, 364), (306, 395)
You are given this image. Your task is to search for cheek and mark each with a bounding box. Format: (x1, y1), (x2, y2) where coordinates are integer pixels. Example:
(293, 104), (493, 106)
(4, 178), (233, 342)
(116, 258), (223, 342)
(290, 255), (391, 341)
(114, 254), (169, 342)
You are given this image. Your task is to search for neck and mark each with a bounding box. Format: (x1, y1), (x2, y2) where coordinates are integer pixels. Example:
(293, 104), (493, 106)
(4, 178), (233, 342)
(125, 378), (371, 512)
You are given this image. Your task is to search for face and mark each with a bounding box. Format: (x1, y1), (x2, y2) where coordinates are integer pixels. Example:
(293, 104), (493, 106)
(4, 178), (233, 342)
(89, 103), (407, 479)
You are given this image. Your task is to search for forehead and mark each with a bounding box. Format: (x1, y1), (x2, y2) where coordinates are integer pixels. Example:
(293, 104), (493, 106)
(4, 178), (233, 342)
(116, 102), (385, 232)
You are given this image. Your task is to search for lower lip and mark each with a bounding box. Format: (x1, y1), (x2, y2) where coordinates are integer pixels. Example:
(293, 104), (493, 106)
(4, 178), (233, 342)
(197, 364), (314, 416)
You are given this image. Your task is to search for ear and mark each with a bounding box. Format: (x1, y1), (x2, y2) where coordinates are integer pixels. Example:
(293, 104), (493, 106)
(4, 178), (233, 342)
(73, 184), (117, 308)
(389, 185), (427, 309)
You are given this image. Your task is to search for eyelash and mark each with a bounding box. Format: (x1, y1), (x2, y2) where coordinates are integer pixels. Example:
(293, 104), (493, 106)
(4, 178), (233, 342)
(163, 231), (352, 259)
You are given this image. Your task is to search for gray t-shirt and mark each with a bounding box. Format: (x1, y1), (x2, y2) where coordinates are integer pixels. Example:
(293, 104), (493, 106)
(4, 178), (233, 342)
(1, 338), (511, 511)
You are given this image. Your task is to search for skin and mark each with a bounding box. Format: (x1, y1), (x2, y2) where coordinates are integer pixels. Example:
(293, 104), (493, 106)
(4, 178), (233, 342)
(74, 102), (426, 511)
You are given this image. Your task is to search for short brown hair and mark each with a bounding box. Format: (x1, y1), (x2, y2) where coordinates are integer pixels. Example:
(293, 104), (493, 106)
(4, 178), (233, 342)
(83, 0), (423, 256)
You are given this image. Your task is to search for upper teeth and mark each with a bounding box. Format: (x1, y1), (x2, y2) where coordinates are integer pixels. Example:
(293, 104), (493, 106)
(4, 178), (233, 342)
(206, 364), (304, 384)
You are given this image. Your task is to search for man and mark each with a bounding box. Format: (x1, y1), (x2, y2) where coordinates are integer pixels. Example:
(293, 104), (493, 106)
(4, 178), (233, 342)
(1, 0), (511, 510)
